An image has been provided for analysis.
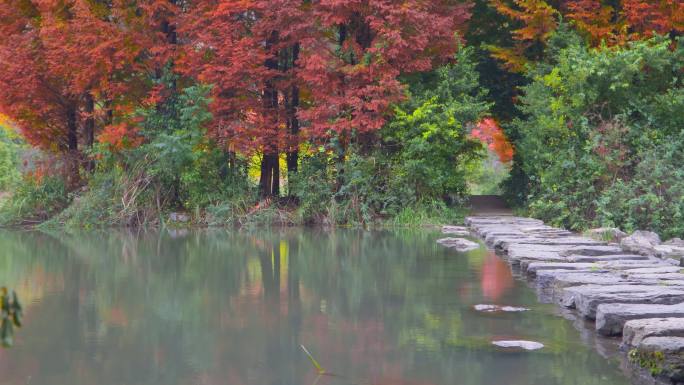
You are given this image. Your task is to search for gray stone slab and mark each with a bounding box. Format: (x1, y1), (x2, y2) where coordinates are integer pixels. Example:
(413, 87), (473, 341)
(441, 225), (469, 235)
(436, 237), (479, 252)
(629, 273), (684, 281)
(518, 257), (571, 270)
(498, 238), (601, 249)
(566, 254), (649, 263)
(623, 318), (684, 347)
(559, 245), (624, 257)
(596, 303), (684, 336)
(527, 261), (661, 276)
(536, 272), (636, 290)
(491, 340), (544, 350)
(634, 336), (684, 381)
(620, 266), (683, 275)
(527, 262), (600, 276)
(559, 285), (684, 319)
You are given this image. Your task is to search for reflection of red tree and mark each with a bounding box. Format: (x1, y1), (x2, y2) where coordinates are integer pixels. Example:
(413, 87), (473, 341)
(480, 253), (514, 301)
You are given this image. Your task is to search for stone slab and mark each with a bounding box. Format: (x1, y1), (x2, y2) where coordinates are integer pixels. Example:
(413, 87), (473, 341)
(620, 266), (683, 275)
(623, 318), (684, 347)
(559, 245), (625, 257)
(634, 336), (684, 382)
(596, 303), (684, 336)
(559, 284), (684, 319)
(566, 254), (649, 263)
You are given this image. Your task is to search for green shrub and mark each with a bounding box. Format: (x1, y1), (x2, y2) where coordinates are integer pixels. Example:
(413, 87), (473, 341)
(0, 176), (68, 225)
(596, 142), (684, 239)
(48, 81), (255, 228)
(0, 128), (21, 191)
(509, 32), (684, 234)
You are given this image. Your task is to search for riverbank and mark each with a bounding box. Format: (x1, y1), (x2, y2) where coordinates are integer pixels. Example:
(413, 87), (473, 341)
(461, 216), (684, 384)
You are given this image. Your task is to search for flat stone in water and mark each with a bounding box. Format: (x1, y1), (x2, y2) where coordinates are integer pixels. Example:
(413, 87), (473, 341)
(622, 317), (684, 347)
(536, 272), (636, 291)
(442, 225), (469, 236)
(559, 245), (625, 257)
(474, 304), (530, 313)
(492, 340), (544, 350)
(559, 284), (684, 319)
(620, 266), (683, 275)
(635, 336), (684, 381)
(628, 273), (684, 281)
(565, 254), (649, 263)
(436, 237), (479, 252)
(596, 302), (684, 336)
(526, 262), (600, 275)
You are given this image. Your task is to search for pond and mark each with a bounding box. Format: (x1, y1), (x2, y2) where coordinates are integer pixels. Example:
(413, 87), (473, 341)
(0, 228), (632, 385)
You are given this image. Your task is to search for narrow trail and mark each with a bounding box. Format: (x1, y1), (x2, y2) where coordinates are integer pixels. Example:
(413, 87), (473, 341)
(467, 195), (512, 216)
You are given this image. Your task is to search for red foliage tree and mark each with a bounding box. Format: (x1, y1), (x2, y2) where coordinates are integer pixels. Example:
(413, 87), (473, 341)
(489, 0), (684, 71)
(0, 0), (179, 184)
(470, 118), (514, 163)
(183, 0), (472, 196)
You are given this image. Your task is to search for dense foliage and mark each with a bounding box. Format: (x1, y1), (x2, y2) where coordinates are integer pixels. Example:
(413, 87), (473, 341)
(0, 123), (21, 191)
(0, 0), (682, 235)
(511, 31), (684, 236)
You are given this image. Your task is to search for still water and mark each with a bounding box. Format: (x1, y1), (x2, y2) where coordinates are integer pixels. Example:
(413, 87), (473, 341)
(0, 228), (630, 385)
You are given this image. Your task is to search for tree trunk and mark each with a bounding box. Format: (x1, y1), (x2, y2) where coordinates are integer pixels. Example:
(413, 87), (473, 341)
(259, 153), (273, 198)
(66, 105), (80, 188)
(286, 44), (300, 177)
(271, 152), (280, 197)
(259, 30), (280, 198)
(84, 93), (95, 172)
(259, 153), (280, 198)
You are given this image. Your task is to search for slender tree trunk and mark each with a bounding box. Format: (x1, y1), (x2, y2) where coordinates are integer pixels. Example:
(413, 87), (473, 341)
(259, 153), (274, 198)
(259, 31), (280, 198)
(84, 93), (95, 172)
(334, 25), (348, 194)
(286, 44), (300, 177)
(259, 153), (280, 198)
(271, 152), (280, 197)
(66, 105), (80, 187)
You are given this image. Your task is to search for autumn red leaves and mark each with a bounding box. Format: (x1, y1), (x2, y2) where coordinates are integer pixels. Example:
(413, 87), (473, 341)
(490, 0), (684, 72)
(2, 0), (675, 194)
(0, 0), (472, 185)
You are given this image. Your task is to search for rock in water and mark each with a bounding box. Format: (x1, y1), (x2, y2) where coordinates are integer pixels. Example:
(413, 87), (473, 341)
(169, 212), (190, 223)
(633, 337), (684, 381)
(436, 237), (479, 252)
(441, 225), (470, 236)
(621, 230), (661, 256)
(492, 340), (544, 350)
(474, 304), (530, 313)
(596, 303), (684, 336)
(623, 318), (684, 347)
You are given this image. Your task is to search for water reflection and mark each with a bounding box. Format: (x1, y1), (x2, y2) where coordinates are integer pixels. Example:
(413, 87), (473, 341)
(480, 253), (514, 302)
(0, 228), (630, 385)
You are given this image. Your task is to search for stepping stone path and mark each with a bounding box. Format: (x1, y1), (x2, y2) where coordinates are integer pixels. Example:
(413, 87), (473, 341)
(436, 215), (684, 383)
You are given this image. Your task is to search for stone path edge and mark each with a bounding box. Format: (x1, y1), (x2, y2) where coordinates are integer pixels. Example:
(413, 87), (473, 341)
(452, 215), (684, 385)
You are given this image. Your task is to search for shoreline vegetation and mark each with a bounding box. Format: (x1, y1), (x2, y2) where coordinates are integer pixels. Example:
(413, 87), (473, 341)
(0, 1), (682, 239)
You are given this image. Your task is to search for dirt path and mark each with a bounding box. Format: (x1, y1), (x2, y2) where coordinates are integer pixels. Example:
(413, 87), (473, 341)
(467, 195), (513, 216)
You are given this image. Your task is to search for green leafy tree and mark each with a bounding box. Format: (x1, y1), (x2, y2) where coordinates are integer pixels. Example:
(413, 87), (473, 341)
(511, 32), (684, 232)
(386, 46), (491, 202)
